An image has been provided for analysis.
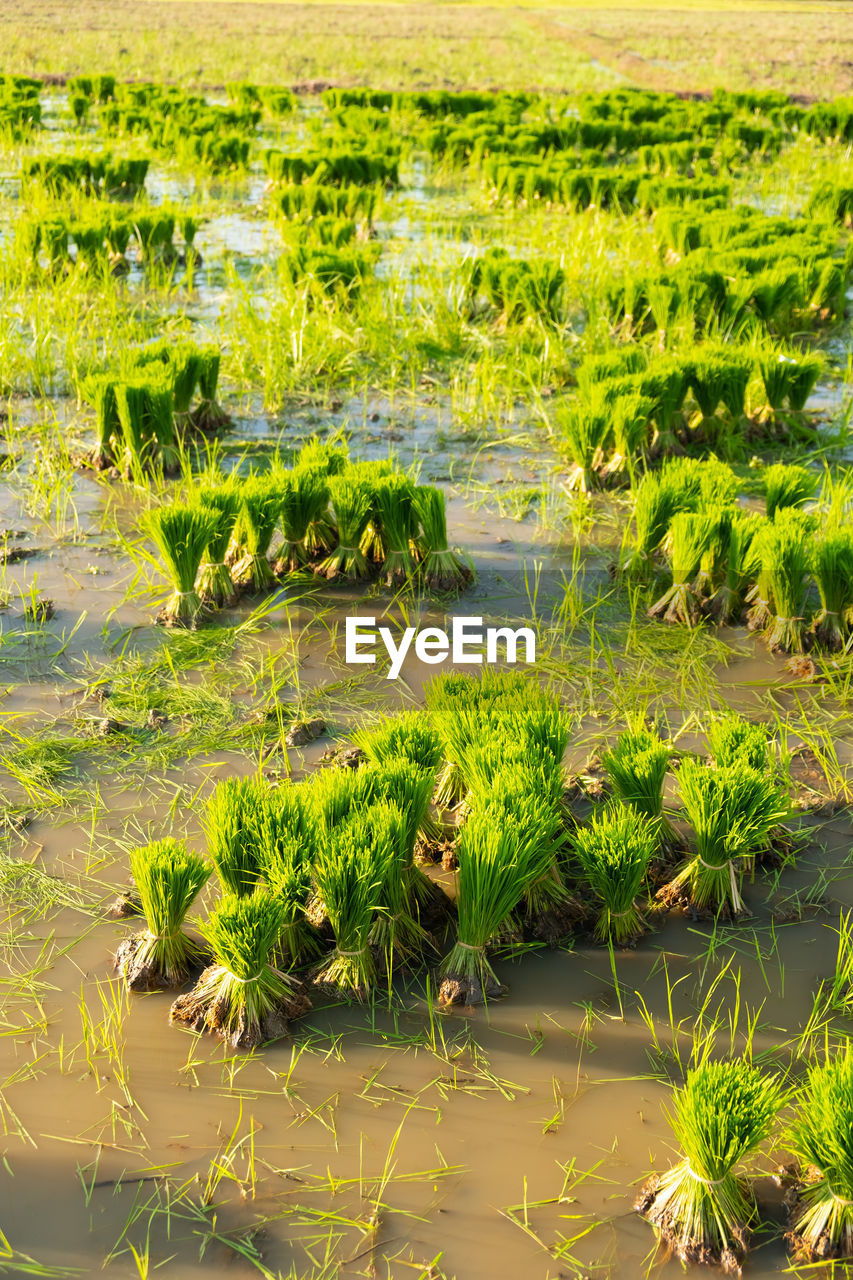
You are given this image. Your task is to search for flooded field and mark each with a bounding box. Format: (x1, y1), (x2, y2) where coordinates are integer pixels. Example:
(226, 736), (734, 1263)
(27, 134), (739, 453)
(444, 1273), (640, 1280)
(1, 69), (853, 1280)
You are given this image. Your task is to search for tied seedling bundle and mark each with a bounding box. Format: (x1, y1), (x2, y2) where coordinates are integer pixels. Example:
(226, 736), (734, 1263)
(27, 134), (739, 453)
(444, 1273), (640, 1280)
(115, 839), (210, 990)
(204, 776), (269, 896)
(197, 482), (242, 606)
(603, 727), (680, 855)
(785, 1042), (853, 1261)
(319, 473), (373, 580)
(232, 477), (282, 591)
(170, 892), (311, 1049)
(638, 1058), (783, 1272)
(413, 485), (471, 593)
(572, 803), (657, 943)
(374, 472), (418, 587)
(811, 528), (853, 650)
(256, 784), (323, 967)
(312, 812), (385, 999)
(648, 512), (718, 626)
(274, 467), (329, 573)
(144, 504), (219, 628)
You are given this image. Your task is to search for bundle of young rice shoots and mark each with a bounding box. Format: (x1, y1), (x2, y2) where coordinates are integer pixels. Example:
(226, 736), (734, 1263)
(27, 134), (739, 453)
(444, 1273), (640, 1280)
(309, 764), (376, 834)
(363, 800), (429, 966)
(312, 813), (385, 999)
(232, 477), (282, 591)
(146, 384), (180, 475)
(439, 801), (559, 1004)
(479, 761), (569, 918)
(91, 377), (120, 470)
(572, 803), (656, 942)
(600, 393), (653, 483)
(558, 400), (611, 492)
(349, 458), (393, 563)
(144, 504), (218, 628)
(648, 512), (717, 626)
(602, 727), (679, 853)
(668, 759), (788, 914)
(619, 469), (685, 576)
(197, 482), (242, 606)
(375, 472), (417, 587)
(755, 510), (811, 653)
(638, 1058), (783, 1270)
(204, 776), (268, 896)
(786, 1043), (853, 1261)
(708, 717), (769, 771)
(170, 891), (310, 1048)
(115, 381), (157, 474)
(759, 352), (823, 413)
(256, 784), (321, 966)
(709, 512), (764, 624)
(688, 349), (752, 421)
(811, 528), (853, 650)
(115, 839), (210, 990)
(318, 473), (373, 580)
(275, 467), (329, 573)
(763, 463), (817, 520)
(412, 485), (471, 593)
(366, 757), (440, 899)
(191, 347), (229, 431)
(355, 711), (443, 773)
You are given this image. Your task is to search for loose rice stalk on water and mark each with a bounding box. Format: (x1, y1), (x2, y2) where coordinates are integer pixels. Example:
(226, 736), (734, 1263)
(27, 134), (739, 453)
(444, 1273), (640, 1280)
(786, 1042), (853, 1261)
(572, 803), (656, 943)
(413, 485), (471, 593)
(638, 1058), (783, 1272)
(115, 839), (210, 990)
(144, 504), (218, 628)
(170, 892), (310, 1049)
(197, 482), (242, 606)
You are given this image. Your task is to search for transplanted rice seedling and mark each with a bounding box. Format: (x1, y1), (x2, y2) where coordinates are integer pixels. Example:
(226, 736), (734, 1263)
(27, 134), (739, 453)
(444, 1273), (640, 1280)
(115, 379), (179, 475)
(256, 784), (322, 966)
(274, 467), (329, 573)
(638, 1058), (783, 1271)
(667, 759), (789, 914)
(708, 716), (769, 772)
(204, 776), (268, 896)
(708, 512), (763, 624)
(572, 803), (657, 943)
(602, 727), (679, 853)
(374, 472), (418, 587)
(318, 473), (373, 580)
(363, 801), (429, 966)
(366, 756), (442, 893)
(786, 1042), (853, 1261)
(89, 377), (121, 470)
(115, 839), (211, 990)
(753, 510), (811, 653)
(557, 397), (610, 493)
(191, 348), (230, 431)
(143, 504), (219, 628)
(811, 528), (853, 650)
(197, 482), (242, 607)
(413, 485), (471, 592)
(648, 512), (717, 626)
(762, 463), (817, 519)
(232, 477), (281, 591)
(312, 812), (386, 999)
(170, 891), (311, 1049)
(619, 469), (685, 576)
(759, 351), (824, 414)
(355, 711), (443, 773)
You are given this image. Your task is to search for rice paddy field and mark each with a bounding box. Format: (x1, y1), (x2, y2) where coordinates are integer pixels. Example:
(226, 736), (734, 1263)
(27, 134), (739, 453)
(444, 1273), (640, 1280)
(3, 10), (853, 1280)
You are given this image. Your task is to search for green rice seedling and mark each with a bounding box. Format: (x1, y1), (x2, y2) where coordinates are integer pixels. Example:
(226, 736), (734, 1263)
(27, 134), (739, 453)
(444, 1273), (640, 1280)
(275, 467), (330, 573)
(573, 803), (656, 943)
(600, 393), (654, 484)
(439, 802), (556, 1004)
(133, 210), (177, 265)
(687, 348), (752, 420)
(375, 472), (418, 587)
(759, 352), (824, 413)
(708, 717), (769, 771)
(638, 1058), (783, 1269)
(191, 348), (229, 431)
(753, 511), (811, 654)
(115, 379), (178, 475)
(367, 757), (440, 892)
(318, 473), (373, 580)
(641, 358), (689, 457)
(312, 813), (385, 999)
(648, 512), (717, 626)
(256, 785), (322, 966)
(143, 504), (219, 628)
(603, 728), (679, 853)
(89, 377), (121, 470)
(812, 529), (853, 650)
(477, 761), (569, 920)
(146, 384), (180, 474)
(309, 765), (376, 833)
(348, 458), (393, 562)
(170, 892), (310, 1049)
(355, 711), (443, 773)
(115, 839), (211, 990)
(426, 669), (528, 807)
(295, 435), (350, 476)
(619, 469), (685, 576)
(762, 463), (817, 519)
(668, 760), (789, 914)
(197, 483), (242, 607)
(412, 485), (471, 593)
(786, 1043), (853, 1261)
(363, 801), (429, 966)
(708, 512), (764, 624)
(232, 477), (281, 591)
(557, 399), (611, 492)
(204, 776), (268, 896)
(105, 214), (133, 273)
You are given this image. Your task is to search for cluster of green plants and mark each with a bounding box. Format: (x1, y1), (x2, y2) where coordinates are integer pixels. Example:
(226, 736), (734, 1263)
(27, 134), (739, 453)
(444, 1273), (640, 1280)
(82, 340), (226, 475)
(16, 206), (200, 278)
(0, 73), (42, 137)
(143, 438), (472, 626)
(225, 80), (296, 115)
(622, 458), (853, 654)
(263, 143), (401, 188)
(463, 248), (566, 325)
(21, 152), (149, 198)
(95, 82), (258, 171)
(270, 180), (381, 229)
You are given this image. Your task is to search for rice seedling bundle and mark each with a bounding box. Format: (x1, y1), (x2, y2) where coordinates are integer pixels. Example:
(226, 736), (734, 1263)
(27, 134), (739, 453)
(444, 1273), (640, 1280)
(170, 891), (310, 1048)
(362, 801), (429, 964)
(478, 762), (568, 916)
(557, 398), (611, 492)
(114, 379), (178, 474)
(374, 473), (417, 586)
(143, 504), (218, 628)
(812, 528), (853, 650)
(639, 1058), (783, 1269)
(786, 1043), (853, 1260)
(197, 483), (242, 607)
(309, 764), (376, 833)
(426, 669), (527, 806)
(687, 349), (752, 419)
(275, 467), (330, 573)
(191, 348), (229, 431)
(412, 485), (471, 592)
(600, 393), (654, 482)
(762, 463), (817, 519)
(602, 727), (678, 851)
(256, 785), (321, 966)
(204, 776), (269, 896)
(115, 839), (210, 990)
(232, 477), (282, 591)
(670, 759), (789, 913)
(572, 803), (656, 942)
(640, 359), (689, 456)
(312, 813), (386, 998)
(753, 511), (811, 653)
(620, 469), (684, 575)
(708, 512), (764, 624)
(708, 717), (769, 771)
(366, 757), (438, 859)
(355, 711), (443, 773)
(318, 474), (373, 580)
(90, 377), (121, 470)
(648, 512), (717, 626)
(759, 352), (824, 412)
